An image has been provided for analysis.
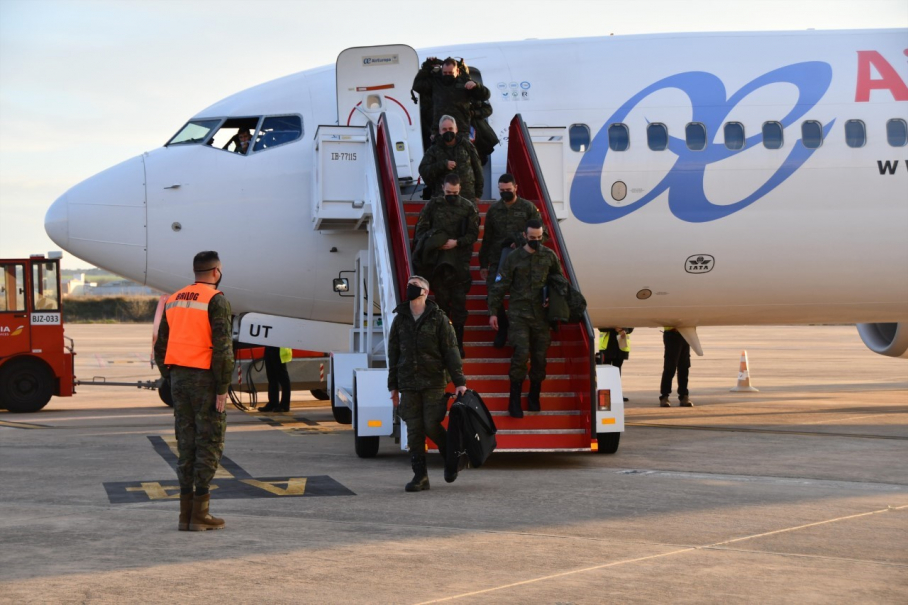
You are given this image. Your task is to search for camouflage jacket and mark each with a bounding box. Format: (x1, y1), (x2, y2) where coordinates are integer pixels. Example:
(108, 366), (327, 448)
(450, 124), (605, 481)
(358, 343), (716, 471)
(412, 67), (491, 135)
(488, 246), (565, 319)
(478, 196), (541, 270)
(387, 300), (466, 391)
(418, 135), (484, 201)
(153, 289), (234, 395)
(414, 194), (480, 266)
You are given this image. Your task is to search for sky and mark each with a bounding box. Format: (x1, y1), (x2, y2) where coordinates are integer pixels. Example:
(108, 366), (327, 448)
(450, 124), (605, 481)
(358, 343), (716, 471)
(1, 0), (906, 269)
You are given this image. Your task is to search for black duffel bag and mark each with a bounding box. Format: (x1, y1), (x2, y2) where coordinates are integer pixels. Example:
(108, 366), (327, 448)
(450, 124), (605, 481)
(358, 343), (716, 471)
(447, 389), (497, 469)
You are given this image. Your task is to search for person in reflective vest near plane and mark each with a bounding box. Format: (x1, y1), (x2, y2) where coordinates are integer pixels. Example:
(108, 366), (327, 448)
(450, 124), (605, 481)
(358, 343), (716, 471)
(154, 251), (234, 531)
(598, 328), (633, 402)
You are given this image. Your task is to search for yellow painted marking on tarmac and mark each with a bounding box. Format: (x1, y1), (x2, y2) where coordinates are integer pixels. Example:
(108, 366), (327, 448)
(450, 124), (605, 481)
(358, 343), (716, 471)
(240, 478), (307, 496)
(125, 482), (181, 500)
(417, 503), (908, 604)
(0, 420), (46, 429)
(162, 435), (234, 479)
(600, 418), (616, 425)
(367, 420), (382, 427)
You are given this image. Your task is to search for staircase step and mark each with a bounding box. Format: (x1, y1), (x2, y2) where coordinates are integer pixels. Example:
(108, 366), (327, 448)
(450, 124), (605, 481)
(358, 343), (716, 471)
(492, 414), (587, 431)
(467, 377), (576, 393)
(494, 432), (591, 451)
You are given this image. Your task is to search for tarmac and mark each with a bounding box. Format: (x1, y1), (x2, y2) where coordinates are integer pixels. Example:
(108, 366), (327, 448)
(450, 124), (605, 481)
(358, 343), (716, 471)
(0, 323), (906, 604)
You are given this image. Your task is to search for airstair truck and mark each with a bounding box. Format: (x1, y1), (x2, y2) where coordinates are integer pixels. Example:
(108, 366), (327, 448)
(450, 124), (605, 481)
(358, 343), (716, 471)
(323, 45), (624, 457)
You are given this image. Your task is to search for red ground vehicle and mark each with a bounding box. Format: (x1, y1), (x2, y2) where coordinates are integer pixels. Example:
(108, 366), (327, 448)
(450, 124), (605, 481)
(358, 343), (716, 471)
(0, 254), (75, 413)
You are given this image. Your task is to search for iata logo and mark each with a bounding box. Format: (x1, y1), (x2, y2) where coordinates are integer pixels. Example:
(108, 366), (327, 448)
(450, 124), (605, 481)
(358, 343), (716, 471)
(686, 255), (715, 274)
(0, 325), (25, 337)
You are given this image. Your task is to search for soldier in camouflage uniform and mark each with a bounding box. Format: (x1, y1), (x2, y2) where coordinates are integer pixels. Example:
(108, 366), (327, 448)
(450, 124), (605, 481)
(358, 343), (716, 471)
(154, 251), (234, 531)
(479, 174), (541, 348)
(413, 173), (480, 357)
(412, 56), (491, 140)
(488, 220), (565, 418)
(388, 275), (467, 492)
(418, 116), (484, 203)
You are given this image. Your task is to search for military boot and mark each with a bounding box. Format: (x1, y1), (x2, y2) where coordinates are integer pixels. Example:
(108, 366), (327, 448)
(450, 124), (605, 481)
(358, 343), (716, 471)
(527, 381), (543, 412)
(508, 381), (524, 418)
(492, 311), (509, 348)
(454, 324), (467, 359)
(405, 455), (430, 492)
(659, 395), (671, 407)
(188, 493), (225, 531)
(679, 396), (695, 407)
(178, 493), (193, 531)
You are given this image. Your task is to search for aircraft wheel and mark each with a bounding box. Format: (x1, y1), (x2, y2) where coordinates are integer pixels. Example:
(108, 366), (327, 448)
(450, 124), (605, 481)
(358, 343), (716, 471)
(355, 435), (380, 458)
(0, 358), (54, 413)
(596, 432), (620, 454)
(158, 377), (174, 407)
(331, 395), (352, 424)
(310, 388), (330, 401)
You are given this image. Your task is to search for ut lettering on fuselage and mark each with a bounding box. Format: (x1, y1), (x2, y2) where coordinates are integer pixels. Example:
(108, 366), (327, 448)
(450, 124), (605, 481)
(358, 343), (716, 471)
(570, 61), (834, 224)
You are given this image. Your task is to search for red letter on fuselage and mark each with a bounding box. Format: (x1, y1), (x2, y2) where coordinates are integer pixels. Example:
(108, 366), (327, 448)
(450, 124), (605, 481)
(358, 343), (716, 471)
(855, 51), (908, 102)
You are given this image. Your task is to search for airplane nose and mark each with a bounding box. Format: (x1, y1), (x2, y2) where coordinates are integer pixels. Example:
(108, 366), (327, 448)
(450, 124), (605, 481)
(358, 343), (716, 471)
(45, 156), (148, 282)
(44, 192), (69, 249)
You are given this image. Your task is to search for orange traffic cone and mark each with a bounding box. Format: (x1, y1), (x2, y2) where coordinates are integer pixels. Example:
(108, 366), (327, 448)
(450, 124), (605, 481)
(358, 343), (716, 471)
(730, 350), (759, 392)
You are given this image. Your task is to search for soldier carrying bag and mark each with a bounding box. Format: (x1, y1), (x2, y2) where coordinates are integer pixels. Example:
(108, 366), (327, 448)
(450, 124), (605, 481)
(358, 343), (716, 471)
(446, 389), (497, 469)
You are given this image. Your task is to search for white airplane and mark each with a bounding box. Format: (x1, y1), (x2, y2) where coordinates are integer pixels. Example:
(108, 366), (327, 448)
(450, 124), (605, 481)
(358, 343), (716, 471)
(45, 29), (908, 361)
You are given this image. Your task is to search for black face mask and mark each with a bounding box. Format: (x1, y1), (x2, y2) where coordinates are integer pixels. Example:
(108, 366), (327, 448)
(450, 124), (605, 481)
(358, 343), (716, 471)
(406, 284), (423, 301)
(527, 240), (541, 251)
(500, 191), (515, 202)
(444, 194), (459, 203)
(442, 74), (456, 85)
(441, 131), (456, 143)
(214, 270), (223, 288)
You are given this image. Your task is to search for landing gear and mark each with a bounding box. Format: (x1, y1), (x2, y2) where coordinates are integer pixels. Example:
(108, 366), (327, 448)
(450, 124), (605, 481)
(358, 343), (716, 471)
(0, 358), (54, 413)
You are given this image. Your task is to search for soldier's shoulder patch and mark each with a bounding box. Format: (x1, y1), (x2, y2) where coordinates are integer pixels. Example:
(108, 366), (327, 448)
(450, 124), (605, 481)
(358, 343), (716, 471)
(495, 273), (502, 282)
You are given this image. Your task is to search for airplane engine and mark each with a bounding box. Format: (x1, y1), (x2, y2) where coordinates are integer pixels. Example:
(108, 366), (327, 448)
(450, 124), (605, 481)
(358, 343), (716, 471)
(856, 323), (908, 359)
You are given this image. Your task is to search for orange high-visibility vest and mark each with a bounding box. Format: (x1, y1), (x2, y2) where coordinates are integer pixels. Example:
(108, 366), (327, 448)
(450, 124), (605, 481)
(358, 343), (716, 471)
(163, 284), (221, 369)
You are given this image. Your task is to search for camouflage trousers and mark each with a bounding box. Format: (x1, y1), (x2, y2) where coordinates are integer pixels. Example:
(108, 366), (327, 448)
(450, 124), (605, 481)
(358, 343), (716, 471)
(398, 388), (448, 456)
(171, 366), (226, 491)
(433, 268), (471, 327)
(509, 313), (552, 383)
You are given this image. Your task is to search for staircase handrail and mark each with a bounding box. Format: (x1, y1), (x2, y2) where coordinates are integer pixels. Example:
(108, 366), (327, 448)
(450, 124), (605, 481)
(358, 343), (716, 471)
(507, 114), (597, 434)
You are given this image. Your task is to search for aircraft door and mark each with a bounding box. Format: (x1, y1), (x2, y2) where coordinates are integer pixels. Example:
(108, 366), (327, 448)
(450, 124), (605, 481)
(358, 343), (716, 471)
(336, 45), (422, 180)
(529, 127), (568, 219)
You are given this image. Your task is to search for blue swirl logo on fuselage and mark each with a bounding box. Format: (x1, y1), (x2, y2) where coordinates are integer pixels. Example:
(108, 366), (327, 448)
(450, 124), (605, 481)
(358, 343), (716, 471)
(570, 62), (834, 223)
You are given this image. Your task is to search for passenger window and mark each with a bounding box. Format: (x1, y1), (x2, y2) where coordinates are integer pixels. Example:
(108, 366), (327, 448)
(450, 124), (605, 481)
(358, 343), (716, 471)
(569, 124), (590, 152)
(209, 117), (262, 155)
(887, 119), (908, 147)
(685, 122), (706, 151)
(845, 120), (866, 148)
(801, 120), (823, 149)
(762, 121), (783, 149)
(607, 123), (629, 151)
(724, 122), (745, 150)
(0, 264), (26, 312)
(32, 262), (59, 311)
(647, 123), (668, 151)
(253, 115), (303, 152)
(166, 119), (222, 146)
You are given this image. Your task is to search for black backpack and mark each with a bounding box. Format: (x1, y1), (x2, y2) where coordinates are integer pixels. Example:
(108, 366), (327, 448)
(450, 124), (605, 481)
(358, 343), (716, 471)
(447, 389), (497, 468)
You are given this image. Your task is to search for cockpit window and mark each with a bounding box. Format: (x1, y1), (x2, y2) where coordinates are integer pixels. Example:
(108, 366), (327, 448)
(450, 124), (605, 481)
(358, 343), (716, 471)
(167, 119), (222, 146)
(209, 117), (262, 154)
(253, 115), (303, 152)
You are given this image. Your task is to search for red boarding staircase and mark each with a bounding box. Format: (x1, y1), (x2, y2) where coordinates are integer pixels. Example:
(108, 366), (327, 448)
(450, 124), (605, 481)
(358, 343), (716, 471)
(379, 113), (596, 451)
